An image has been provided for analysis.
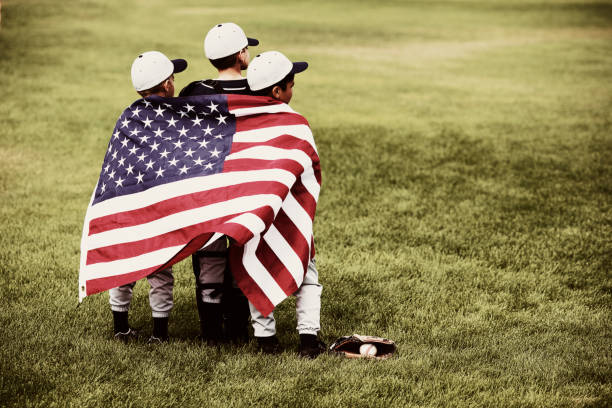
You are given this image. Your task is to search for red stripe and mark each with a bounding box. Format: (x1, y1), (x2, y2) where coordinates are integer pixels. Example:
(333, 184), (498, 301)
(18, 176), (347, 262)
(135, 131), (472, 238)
(223, 158), (305, 176)
(236, 112), (308, 132)
(89, 181), (289, 235)
(229, 245), (275, 317)
(273, 209), (311, 274)
(227, 94), (283, 110)
(86, 205), (278, 265)
(290, 179), (317, 220)
(86, 266), (161, 296)
(256, 239), (299, 296)
(311, 236), (316, 259)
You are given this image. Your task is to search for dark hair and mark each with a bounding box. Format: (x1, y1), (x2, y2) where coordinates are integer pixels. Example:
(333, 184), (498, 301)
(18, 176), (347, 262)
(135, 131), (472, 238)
(252, 73), (294, 96)
(209, 52), (239, 70)
(137, 75), (171, 97)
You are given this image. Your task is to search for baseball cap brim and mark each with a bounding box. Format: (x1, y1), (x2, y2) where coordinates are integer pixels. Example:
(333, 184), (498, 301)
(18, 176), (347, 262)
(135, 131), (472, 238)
(291, 62), (308, 74)
(247, 37), (259, 46)
(172, 59), (188, 74)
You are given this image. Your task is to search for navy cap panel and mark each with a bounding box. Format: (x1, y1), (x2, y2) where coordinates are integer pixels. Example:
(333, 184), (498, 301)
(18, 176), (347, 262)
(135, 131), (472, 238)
(171, 59), (188, 74)
(290, 62), (308, 74)
(247, 37), (259, 46)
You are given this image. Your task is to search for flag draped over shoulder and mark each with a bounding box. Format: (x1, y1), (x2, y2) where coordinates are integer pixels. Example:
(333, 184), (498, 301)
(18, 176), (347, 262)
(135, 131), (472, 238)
(79, 94), (320, 316)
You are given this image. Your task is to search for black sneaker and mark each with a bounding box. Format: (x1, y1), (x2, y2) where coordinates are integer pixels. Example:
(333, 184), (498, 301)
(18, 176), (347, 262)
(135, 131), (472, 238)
(113, 328), (138, 343)
(256, 335), (281, 354)
(298, 334), (326, 359)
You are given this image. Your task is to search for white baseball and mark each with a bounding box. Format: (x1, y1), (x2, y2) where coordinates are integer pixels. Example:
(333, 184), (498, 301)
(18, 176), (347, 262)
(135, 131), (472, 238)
(359, 343), (377, 357)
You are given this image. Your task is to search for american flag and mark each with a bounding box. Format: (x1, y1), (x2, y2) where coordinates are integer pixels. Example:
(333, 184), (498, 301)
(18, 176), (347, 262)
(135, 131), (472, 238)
(79, 94), (320, 316)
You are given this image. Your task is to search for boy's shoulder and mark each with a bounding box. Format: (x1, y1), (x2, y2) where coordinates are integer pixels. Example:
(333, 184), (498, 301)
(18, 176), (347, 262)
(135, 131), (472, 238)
(179, 79), (251, 97)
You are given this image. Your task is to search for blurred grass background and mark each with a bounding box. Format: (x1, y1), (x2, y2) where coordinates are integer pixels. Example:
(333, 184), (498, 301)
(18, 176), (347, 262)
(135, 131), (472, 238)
(1, 0), (611, 406)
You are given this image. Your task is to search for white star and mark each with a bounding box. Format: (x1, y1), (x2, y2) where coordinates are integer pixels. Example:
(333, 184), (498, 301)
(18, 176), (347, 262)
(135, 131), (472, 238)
(204, 163), (213, 170)
(207, 101), (218, 112)
(131, 106), (141, 118)
(191, 116), (203, 126)
(166, 117), (178, 127)
(193, 156), (204, 166)
(153, 127), (164, 138)
(111, 150), (118, 160)
(115, 176), (125, 187)
(178, 126), (189, 137)
(120, 138), (129, 148)
(142, 116), (153, 128)
(117, 156), (126, 167)
(121, 118), (130, 128)
(153, 106), (165, 117)
(168, 157), (179, 167)
(214, 133), (224, 139)
(210, 147), (221, 158)
(216, 115), (227, 125)
(198, 139), (209, 149)
(155, 167), (165, 179)
(172, 140), (184, 149)
(202, 125), (214, 136)
(129, 128), (141, 136)
(184, 103), (195, 112)
(135, 172), (144, 184)
(128, 145), (139, 155)
(177, 110), (188, 118)
(150, 141), (160, 151)
(125, 163), (135, 175)
(138, 134), (150, 143)
(144, 159), (155, 170)
(184, 148), (195, 157)
(107, 144), (113, 153)
(103, 164), (110, 173)
(159, 149), (170, 159)
(107, 169), (116, 179)
(163, 103), (172, 108)
(143, 100), (153, 108)
(178, 164), (190, 175)
(136, 152), (147, 162)
(100, 183), (106, 193)
(112, 130), (120, 140)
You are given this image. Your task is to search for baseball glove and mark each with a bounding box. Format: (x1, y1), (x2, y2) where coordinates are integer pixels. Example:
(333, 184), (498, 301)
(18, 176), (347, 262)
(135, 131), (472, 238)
(329, 334), (397, 360)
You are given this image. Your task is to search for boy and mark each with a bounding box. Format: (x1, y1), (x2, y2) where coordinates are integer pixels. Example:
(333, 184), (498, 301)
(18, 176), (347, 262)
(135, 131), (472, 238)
(180, 22), (259, 345)
(180, 22), (258, 96)
(109, 51), (187, 343)
(246, 51), (326, 358)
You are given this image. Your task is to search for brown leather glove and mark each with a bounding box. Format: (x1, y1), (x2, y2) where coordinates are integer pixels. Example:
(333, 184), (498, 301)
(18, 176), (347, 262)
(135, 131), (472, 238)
(329, 334), (397, 360)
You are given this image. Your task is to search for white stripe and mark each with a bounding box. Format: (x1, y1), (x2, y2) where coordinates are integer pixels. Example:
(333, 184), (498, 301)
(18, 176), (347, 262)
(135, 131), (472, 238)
(85, 213), (267, 281)
(86, 194), (282, 250)
(281, 192), (313, 244)
(230, 103), (296, 117)
(301, 167), (320, 202)
(88, 169), (295, 220)
(225, 146), (313, 170)
(234, 124), (315, 150)
(263, 225), (304, 287)
(83, 245), (183, 280)
(79, 185), (98, 302)
(241, 236), (287, 305)
(225, 212), (267, 236)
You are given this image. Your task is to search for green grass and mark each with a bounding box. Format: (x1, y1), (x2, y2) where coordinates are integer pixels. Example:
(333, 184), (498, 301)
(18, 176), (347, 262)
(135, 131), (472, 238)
(1, 0), (611, 406)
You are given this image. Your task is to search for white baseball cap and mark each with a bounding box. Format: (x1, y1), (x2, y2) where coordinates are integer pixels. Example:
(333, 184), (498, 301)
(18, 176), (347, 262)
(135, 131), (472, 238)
(131, 51), (187, 91)
(247, 51), (308, 91)
(204, 22), (259, 60)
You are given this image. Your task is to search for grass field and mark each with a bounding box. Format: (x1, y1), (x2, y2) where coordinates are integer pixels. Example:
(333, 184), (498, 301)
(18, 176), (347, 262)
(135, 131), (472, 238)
(1, 0), (611, 406)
